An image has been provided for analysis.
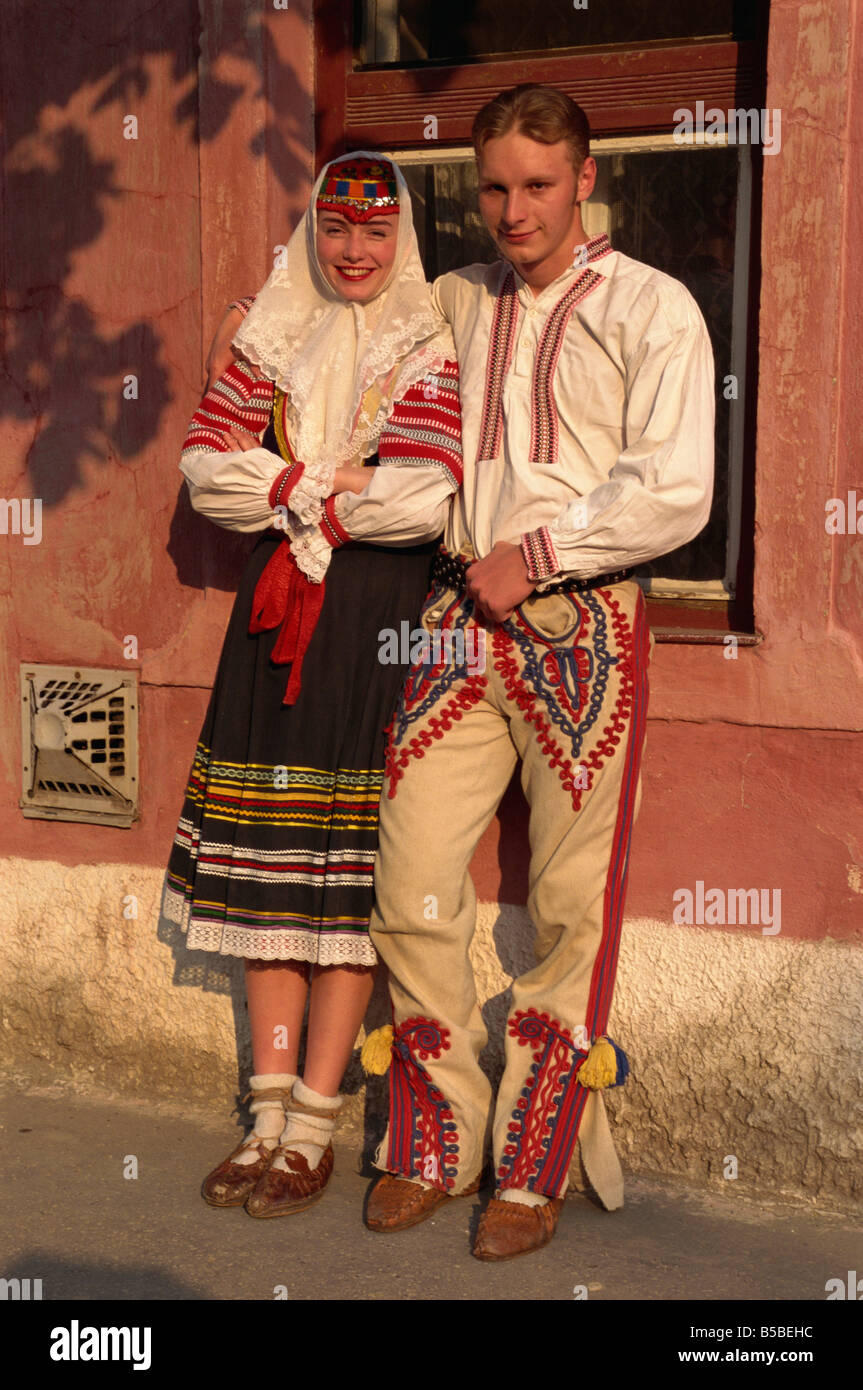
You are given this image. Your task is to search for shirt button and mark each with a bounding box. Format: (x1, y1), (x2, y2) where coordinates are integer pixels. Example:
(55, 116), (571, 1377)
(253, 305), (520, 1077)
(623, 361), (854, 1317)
(521, 337), (530, 347)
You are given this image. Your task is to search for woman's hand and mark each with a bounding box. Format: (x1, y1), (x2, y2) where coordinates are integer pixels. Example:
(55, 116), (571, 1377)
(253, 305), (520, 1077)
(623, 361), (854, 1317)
(205, 305), (245, 390)
(332, 466), (373, 495)
(224, 426), (262, 453)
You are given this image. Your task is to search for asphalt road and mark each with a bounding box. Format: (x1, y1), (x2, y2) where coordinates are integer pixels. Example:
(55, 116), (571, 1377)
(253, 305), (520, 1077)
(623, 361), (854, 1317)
(2, 1083), (860, 1308)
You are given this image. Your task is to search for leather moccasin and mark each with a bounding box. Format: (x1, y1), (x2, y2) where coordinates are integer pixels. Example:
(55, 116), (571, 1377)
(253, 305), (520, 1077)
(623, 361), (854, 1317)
(472, 1195), (564, 1261)
(365, 1171), (483, 1232)
(201, 1136), (277, 1208)
(244, 1144), (334, 1218)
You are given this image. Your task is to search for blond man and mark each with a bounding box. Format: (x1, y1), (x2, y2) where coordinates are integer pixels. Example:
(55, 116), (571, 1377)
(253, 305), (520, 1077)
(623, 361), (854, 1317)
(357, 85), (714, 1259)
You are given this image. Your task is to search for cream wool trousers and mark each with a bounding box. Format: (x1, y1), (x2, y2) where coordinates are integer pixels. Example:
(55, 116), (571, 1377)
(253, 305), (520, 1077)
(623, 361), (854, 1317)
(369, 575), (652, 1204)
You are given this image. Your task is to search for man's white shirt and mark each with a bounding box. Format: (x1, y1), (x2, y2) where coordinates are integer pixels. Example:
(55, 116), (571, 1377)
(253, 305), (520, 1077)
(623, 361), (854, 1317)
(423, 248), (715, 583)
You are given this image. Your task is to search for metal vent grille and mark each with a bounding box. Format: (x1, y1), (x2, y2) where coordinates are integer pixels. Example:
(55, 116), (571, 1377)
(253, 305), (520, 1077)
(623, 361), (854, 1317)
(20, 664), (139, 827)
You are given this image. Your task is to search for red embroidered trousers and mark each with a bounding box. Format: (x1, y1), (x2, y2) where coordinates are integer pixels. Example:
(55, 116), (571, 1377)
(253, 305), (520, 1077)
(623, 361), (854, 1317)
(369, 576), (652, 1202)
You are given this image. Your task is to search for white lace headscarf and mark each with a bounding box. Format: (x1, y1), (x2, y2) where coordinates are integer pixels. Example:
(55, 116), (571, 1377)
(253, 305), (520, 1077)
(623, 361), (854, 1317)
(232, 151), (454, 480)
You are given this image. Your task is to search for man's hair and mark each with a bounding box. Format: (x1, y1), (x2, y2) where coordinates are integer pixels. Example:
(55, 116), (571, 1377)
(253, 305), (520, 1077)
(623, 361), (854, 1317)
(472, 84), (591, 174)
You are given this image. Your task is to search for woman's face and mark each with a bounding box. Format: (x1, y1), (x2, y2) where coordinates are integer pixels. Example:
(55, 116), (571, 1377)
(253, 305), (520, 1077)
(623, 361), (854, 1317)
(315, 211), (399, 302)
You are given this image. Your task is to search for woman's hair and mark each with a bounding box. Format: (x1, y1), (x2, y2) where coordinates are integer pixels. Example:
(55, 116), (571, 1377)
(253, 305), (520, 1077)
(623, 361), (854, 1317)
(471, 84), (590, 173)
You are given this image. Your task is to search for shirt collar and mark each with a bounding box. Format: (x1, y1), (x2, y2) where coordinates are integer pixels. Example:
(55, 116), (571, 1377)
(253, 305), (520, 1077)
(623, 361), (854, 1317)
(512, 232), (614, 305)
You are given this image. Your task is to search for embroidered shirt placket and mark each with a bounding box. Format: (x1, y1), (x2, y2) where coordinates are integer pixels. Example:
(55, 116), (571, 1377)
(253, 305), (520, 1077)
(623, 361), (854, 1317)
(476, 233), (613, 470)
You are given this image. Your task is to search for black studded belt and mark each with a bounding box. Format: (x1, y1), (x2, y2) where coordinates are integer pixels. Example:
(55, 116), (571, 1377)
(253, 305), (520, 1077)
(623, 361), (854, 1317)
(430, 546), (634, 596)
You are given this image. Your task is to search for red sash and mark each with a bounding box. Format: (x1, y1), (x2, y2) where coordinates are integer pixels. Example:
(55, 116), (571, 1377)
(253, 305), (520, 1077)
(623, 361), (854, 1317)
(247, 401), (325, 707)
(248, 537), (326, 706)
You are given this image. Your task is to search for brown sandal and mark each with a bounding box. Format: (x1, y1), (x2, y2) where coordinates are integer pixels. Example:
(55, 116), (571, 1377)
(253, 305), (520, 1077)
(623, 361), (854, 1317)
(201, 1135), (278, 1208)
(201, 1081), (294, 1208)
(245, 1144), (335, 1217)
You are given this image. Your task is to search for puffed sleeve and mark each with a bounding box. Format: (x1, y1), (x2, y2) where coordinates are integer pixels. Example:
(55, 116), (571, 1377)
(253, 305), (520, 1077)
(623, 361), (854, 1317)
(179, 361), (294, 533)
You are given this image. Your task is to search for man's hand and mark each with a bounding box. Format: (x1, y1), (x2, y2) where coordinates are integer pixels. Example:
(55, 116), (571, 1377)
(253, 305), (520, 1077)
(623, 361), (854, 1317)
(465, 541), (536, 624)
(205, 305), (245, 390)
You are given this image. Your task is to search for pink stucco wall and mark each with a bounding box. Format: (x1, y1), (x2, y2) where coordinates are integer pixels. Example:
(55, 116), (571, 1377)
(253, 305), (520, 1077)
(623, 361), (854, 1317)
(1, 0), (860, 945)
(0, 1), (313, 858)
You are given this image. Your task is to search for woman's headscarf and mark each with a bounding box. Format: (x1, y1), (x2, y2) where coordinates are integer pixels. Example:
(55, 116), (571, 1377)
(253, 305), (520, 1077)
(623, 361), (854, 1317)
(231, 151), (454, 475)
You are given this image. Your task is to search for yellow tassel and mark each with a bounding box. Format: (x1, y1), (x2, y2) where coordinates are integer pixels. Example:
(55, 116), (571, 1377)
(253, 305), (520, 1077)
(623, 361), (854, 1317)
(578, 1036), (618, 1090)
(360, 1025), (394, 1076)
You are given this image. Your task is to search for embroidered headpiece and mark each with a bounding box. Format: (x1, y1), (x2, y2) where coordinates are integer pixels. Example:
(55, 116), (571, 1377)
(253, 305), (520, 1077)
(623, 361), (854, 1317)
(315, 156), (400, 223)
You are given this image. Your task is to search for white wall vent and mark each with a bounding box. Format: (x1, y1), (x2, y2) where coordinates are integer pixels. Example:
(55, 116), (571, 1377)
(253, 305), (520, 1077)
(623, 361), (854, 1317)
(20, 664), (139, 827)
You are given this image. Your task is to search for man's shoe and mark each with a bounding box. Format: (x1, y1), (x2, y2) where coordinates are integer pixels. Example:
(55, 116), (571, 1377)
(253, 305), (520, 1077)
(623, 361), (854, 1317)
(244, 1144), (334, 1217)
(365, 1171), (483, 1232)
(201, 1136), (276, 1208)
(472, 1196), (564, 1261)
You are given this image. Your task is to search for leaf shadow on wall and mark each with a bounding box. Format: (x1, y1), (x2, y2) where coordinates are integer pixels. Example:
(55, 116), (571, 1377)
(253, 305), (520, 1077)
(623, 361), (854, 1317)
(2, 0), (307, 594)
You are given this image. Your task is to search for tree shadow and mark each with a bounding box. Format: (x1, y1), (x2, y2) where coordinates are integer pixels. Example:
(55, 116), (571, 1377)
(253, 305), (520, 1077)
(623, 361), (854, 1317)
(1, 0), (308, 529)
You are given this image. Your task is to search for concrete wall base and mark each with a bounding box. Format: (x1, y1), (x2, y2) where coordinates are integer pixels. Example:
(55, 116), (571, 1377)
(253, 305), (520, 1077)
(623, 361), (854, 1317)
(3, 858), (860, 1208)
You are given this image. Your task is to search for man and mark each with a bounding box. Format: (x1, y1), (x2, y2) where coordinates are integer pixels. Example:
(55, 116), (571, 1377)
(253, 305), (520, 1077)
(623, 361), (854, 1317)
(207, 86), (714, 1260)
(352, 85), (714, 1259)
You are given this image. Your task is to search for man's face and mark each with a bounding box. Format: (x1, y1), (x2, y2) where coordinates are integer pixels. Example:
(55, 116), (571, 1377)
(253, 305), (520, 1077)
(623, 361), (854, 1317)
(315, 211), (399, 302)
(477, 131), (596, 288)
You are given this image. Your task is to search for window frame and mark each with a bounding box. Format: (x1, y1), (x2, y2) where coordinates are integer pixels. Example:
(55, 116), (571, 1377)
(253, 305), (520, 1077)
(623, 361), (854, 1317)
(313, 0), (765, 638)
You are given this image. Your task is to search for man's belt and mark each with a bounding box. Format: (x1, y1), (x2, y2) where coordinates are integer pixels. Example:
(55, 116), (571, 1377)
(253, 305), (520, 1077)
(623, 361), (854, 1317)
(431, 547), (634, 596)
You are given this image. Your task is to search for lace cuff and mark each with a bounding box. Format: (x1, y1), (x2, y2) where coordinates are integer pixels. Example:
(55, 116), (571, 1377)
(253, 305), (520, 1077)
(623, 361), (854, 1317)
(287, 467), (333, 524)
(289, 524), (335, 584)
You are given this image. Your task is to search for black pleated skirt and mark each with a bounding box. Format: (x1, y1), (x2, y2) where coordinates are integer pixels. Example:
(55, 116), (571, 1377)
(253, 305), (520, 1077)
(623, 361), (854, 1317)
(164, 522), (438, 966)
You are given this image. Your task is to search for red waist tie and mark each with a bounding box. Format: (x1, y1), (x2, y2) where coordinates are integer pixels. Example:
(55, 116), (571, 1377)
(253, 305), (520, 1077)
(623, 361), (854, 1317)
(248, 537), (326, 706)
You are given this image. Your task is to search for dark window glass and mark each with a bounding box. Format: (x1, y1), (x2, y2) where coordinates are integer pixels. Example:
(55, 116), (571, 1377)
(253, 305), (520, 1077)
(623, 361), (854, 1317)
(361, 0), (753, 65)
(604, 148), (737, 583)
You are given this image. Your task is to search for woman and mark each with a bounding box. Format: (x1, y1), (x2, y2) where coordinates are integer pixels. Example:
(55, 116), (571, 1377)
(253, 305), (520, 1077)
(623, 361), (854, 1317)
(163, 153), (461, 1217)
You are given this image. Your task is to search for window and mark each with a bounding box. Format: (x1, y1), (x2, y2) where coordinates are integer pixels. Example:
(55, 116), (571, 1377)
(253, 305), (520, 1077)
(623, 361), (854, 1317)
(315, 0), (768, 635)
(361, 0), (752, 64)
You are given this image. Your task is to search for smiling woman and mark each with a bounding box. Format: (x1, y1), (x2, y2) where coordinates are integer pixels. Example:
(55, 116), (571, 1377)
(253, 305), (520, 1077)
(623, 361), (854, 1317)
(314, 158), (401, 301)
(162, 152), (463, 1221)
(316, 213), (399, 301)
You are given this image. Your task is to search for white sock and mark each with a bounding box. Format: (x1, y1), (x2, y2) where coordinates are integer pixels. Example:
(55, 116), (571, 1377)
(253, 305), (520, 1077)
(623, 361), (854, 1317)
(232, 1073), (297, 1166)
(272, 1078), (341, 1173)
(499, 1188), (550, 1208)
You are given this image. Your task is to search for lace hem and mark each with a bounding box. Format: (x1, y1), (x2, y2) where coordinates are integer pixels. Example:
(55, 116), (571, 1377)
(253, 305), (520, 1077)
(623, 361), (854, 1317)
(192, 927), (377, 966)
(164, 886), (378, 965)
(162, 883), (186, 927)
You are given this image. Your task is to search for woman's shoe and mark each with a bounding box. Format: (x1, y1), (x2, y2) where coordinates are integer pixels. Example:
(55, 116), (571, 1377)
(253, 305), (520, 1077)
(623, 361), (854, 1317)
(244, 1078), (341, 1216)
(200, 1074), (296, 1208)
(201, 1135), (278, 1208)
(244, 1143), (334, 1217)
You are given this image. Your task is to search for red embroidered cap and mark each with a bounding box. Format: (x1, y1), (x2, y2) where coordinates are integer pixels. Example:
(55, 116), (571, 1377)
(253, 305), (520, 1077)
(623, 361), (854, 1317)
(316, 157), (400, 224)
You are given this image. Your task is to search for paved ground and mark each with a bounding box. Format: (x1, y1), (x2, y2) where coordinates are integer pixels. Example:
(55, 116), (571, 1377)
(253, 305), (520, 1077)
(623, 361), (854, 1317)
(1, 1084), (860, 1306)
